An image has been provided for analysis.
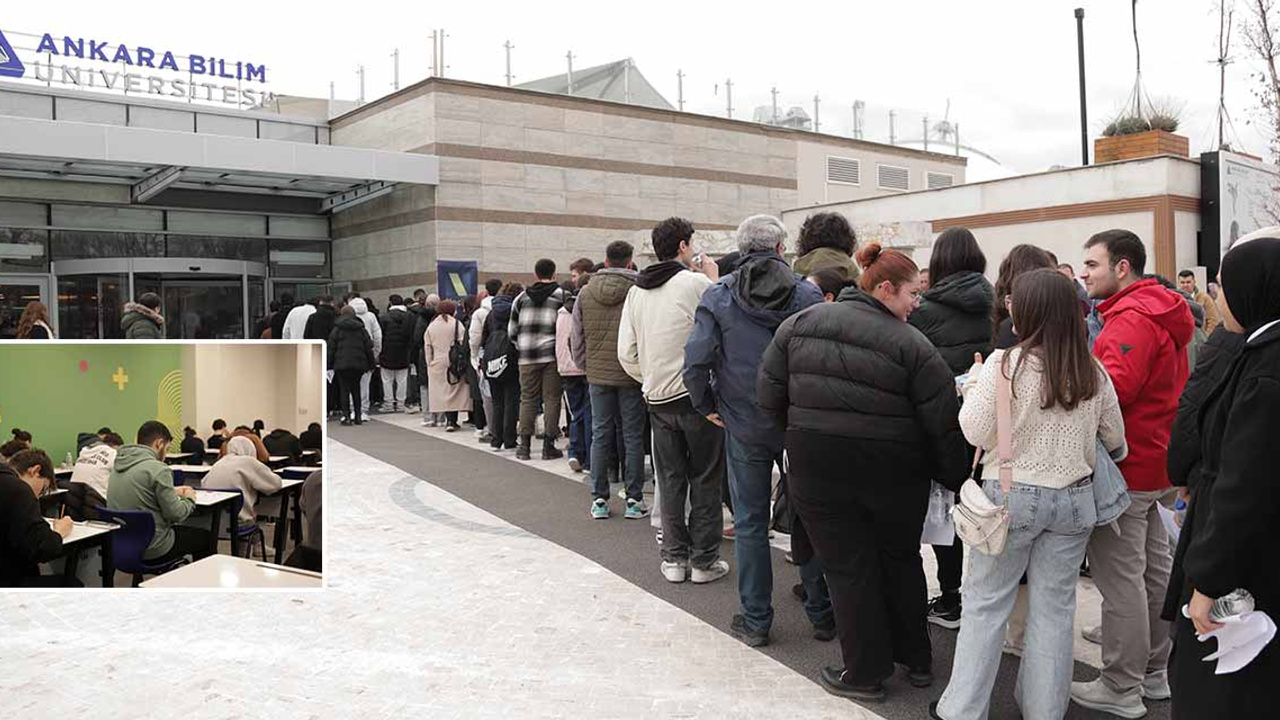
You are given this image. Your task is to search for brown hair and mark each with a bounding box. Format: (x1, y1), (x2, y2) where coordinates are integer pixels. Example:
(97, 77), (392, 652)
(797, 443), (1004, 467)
(856, 242), (919, 292)
(16, 302), (49, 339)
(1002, 269), (1099, 412)
(435, 299), (458, 319)
(11, 448), (56, 494)
(500, 282), (525, 297)
(992, 244), (1055, 338)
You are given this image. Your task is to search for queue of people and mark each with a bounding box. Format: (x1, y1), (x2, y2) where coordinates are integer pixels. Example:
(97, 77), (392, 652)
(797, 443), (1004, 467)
(377, 212), (1276, 720)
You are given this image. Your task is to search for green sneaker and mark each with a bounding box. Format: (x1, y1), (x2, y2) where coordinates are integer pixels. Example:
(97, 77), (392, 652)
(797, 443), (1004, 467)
(624, 499), (650, 520)
(591, 499), (610, 520)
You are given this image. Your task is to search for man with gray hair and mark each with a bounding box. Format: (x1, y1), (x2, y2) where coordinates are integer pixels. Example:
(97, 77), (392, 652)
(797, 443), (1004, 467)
(684, 214), (828, 647)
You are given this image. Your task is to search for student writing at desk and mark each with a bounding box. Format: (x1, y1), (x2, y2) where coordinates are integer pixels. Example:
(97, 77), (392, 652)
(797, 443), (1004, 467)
(106, 421), (212, 566)
(0, 449), (76, 587)
(203, 437), (282, 532)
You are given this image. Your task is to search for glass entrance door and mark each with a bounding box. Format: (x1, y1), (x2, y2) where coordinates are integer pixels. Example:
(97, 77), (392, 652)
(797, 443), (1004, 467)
(135, 275), (245, 339)
(0, 275), (51, 339)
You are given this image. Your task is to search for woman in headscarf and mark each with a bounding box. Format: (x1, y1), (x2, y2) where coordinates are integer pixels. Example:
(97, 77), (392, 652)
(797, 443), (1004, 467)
(1166, 237), (1280, 719)
(202, 436), (283, 535)
(216, 427), (271, 464)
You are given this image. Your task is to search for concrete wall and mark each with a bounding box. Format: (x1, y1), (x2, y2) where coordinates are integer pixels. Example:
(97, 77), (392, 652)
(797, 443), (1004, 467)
(794, 139), (967, 207)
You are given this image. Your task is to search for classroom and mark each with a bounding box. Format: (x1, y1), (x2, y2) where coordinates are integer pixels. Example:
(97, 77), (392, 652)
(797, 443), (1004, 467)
(0, 342), (325, 589)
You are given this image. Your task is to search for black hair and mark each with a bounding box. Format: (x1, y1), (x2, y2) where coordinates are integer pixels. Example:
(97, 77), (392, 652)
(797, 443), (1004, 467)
(318, 295), (333, 305)
(605, 240), (634, 267)
(1085, 229), (1147, 276)
(269, 300), (281, 312)
(413, 288), (426, 298)
(485, 278), (504, 296)
(212, 419), (226, 431)
(797, 212), (857, 257)
(183, 426), (196, 437)
(808, 268), (846, 298)
(97, 426), (113, 435)
(652, 217), (695, 261)
(928, 227), (988, 285)
(138, 292), (161, 311)
(11, 428), (31, 443)
(253, 419), (265, 431)
(102, 433), (124, 447)
(0, 439), (26, 459)
(560, 280), (576, 294)
(281, 292), (295, 305)
(307, 423), (321, 432)
(1177, 269), (1195, 279)
(137, 420), (173, 446)
(389, 293), (404, 306)
(534, 258), (556, 280)
(10, 449), (54, 484)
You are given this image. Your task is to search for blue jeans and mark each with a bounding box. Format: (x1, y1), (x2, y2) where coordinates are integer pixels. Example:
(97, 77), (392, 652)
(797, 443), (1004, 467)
(936, 480), (1096, 720)
(589, 384), (646, 502)
(725, 431), (779, 634)
(563, 376), (591, 466)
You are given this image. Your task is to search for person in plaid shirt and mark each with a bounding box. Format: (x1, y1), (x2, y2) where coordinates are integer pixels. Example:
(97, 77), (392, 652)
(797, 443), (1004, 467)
(508, 258), (567, 460)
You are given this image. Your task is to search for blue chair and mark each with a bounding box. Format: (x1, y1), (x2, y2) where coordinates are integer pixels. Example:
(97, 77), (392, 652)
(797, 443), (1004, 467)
(92, 507), (191, 587)
(199, 487), (267, 561)
(170, 469), (185, 487)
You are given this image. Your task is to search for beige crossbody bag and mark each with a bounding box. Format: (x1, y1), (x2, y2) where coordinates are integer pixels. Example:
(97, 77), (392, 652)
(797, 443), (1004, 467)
(951, 366), (1013, 555)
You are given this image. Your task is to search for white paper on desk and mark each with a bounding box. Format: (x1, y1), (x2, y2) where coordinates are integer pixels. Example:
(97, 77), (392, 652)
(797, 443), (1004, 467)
(326, 370), (335, 383)
(1157, 504), (1181, 544)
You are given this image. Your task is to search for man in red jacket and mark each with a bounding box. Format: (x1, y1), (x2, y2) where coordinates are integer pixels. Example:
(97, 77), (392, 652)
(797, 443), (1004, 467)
(1071, 229), (1194, 719)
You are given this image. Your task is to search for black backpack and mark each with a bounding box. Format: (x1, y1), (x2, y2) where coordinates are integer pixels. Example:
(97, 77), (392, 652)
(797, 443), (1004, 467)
(447, 319), (469, 385)
(481, 311), (515, 380)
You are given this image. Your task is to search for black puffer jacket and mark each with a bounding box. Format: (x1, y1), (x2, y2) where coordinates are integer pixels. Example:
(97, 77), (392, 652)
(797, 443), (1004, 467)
(1167, 328), (1247, 491)
(378, 307), (415, 369)
(304, 305), (337, 344)
(908, 270), (995, 374)
(327, 315), (375, 372)
(758, 288), (970, 490)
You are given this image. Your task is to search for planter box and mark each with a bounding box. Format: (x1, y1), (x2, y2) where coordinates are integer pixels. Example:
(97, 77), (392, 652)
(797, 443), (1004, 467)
(1094, 130), (1190, 163)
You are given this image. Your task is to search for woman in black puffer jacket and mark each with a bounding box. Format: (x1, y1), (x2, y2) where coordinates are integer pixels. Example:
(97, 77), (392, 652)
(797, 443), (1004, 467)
(759, 243), (970, 701)
(907, 226), (993, 629)
(328, 306), (375, 426)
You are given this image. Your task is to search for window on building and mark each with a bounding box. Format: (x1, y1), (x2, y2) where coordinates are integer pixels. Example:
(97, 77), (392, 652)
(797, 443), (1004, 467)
(877, 164), (910, 191)
(0, 228), (49, 273)
(927, 172), (955, 189)
(826, 156), (861, 185)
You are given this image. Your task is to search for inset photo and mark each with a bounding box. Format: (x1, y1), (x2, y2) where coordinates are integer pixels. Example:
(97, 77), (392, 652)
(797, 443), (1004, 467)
(0, 341), (324, 589)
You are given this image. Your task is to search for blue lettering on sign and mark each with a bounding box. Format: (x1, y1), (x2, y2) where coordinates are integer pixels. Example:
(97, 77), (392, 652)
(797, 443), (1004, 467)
(110, 44), (132, 64)
(158, 51), (179, 72)
(89, 39), (109, 62)
(35, 32), (56, 54)
(0, 29), (25, 78)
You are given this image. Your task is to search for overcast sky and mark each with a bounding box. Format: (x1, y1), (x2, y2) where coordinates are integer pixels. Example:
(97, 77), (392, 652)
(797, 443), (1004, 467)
(3, 1), (1270, 174)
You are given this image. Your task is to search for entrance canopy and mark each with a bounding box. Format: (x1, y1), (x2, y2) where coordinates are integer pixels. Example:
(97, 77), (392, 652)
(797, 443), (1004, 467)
(0, 115), (438, 211)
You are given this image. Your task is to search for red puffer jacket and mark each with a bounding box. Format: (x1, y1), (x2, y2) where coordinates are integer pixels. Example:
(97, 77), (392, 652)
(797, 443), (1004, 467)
(1094, 278), (1196, 492)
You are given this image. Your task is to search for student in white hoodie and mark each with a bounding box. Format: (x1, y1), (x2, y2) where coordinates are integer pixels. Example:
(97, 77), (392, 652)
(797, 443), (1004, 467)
(348, 296), (383, 418)
(469, 279), (504, 440)
(281, 297), (316, 340)
(618, 216), (727, 583)
(201, 436), (284, 540)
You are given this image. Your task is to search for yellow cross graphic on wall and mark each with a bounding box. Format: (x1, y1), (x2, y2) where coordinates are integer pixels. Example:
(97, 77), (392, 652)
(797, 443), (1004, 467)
(112, 367), (129, 391)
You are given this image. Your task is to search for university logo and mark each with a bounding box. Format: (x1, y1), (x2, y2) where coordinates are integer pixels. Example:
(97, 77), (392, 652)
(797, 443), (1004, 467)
(0, 28), (24, 78)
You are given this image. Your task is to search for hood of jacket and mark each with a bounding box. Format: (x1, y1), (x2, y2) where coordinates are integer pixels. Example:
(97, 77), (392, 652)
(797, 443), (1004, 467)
(1099, 278), (1196, 350)
(481, 295), (493, 311)
(922, 270), (994, 315)
(113, 444), (161, 473)
(335, 314), (365, 332)
(349, 297), (370, 316)
(121, 302), (164, 326)
(526, 281), (560, 305)
(636, 260), (685, 289)
(793, 247), (861, 283)
(585, 268), (638, 306)
(264, 429), (293, 443)
(729, 252), (805, 324)
(490, 294), (515, 324)
(836, 286), (895, 317)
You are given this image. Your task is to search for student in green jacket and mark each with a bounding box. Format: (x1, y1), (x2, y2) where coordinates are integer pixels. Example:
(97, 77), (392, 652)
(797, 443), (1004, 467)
(106, 421), (212, 564)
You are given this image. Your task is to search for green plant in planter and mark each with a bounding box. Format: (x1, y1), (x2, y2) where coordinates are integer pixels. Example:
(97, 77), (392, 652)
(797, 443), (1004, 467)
(1102, 104), (1182, 137)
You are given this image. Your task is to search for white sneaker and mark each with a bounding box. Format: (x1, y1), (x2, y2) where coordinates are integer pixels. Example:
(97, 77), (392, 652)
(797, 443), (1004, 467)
(660, 560), (688, 583)
(1082, 624), (1102, 645)
(1070, 679), (1147, 719)
(691, 560), (730, 584)
(420, 419), (432, 426)
(1140, 670), (1170, 701)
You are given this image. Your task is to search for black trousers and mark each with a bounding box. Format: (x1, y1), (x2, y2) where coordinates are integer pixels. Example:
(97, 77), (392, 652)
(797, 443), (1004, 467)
(337, 369), (364, 421)
(488, 373), (519, 448)
(788, 430), (932, 685)
(649, 403), (725, 568)
(932, 541), (963, 596)
(146, 525), (215, 566)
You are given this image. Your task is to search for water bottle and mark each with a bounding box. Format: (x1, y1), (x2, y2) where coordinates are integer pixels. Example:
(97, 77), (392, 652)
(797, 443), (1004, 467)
(1210, 588), (1256, 623)
(1174, 496), (1188, 529)
(64, 452), (73, 469)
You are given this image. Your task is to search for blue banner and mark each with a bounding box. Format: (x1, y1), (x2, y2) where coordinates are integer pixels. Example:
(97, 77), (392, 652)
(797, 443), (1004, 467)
(436, 260), (478, 299)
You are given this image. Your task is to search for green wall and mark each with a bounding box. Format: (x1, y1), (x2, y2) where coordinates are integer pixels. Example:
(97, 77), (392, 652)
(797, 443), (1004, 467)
(0, 345), (183, 465)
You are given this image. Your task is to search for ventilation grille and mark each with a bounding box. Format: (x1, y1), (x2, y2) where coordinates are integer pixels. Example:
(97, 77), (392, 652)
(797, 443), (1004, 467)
(826, 156), (861, 185)
(877, 164), (910, 191)
(927, 172), (955, 189)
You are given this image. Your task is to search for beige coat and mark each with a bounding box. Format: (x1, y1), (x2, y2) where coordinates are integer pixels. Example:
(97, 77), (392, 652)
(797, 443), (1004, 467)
(423, 315), (472, 413)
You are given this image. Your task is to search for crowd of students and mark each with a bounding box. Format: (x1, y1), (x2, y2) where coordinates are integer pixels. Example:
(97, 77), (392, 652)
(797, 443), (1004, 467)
(0, 418), (324, 587)
(328, 212), (1276, 719)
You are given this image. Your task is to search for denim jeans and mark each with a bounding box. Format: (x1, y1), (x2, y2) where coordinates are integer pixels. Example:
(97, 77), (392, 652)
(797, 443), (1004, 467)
(589, 384), (646, 502)
(563, 376), (591, 466)
(936, 479), (1096, 720)
(725, 431), (779, 634)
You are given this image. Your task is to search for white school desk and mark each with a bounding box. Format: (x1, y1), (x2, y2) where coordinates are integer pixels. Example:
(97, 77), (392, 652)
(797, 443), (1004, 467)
(139, 554), (322, 589)
(263, 477), (306, 564)
(192, 490), (240, 557)
(163, 452), (196, 464)
(44, 518), (119, 587)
